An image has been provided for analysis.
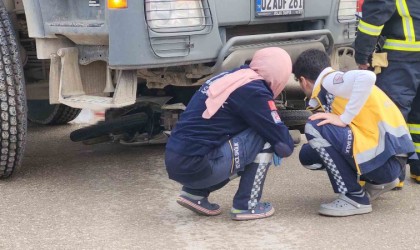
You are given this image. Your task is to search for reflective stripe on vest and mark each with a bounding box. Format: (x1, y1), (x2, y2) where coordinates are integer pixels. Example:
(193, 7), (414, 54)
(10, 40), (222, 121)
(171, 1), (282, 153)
(355, 122), (412, 164)
(358, 20), (384, 36)
(384, 0), (418, 51)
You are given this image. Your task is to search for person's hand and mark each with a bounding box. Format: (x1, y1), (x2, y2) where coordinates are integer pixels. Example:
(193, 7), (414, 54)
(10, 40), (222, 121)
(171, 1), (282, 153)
(358, 63), (370, 70)
(309, 113), (347, 127)
(273, 154), (282, 167)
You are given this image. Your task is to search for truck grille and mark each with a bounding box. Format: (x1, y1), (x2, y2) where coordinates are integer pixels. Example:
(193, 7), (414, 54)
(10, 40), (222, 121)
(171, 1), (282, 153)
(150, 36), (191, 57)
(345, 20), (359, 39)
(338, 0), (359, 39)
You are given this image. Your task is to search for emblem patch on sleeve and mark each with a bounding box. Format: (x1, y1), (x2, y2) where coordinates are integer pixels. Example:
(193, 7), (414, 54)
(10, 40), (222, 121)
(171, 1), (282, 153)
(89, 0), (100, 7)
(333, 73), (344, 84)
(271, 111), (282, 124)
(268, 100), (277, 111)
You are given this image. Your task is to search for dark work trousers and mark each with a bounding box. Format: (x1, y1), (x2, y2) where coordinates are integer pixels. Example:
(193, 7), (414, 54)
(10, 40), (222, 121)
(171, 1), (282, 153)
(376, 60), (420, 178)
(300, 120), (402, 196)
(181, 129), (273, 210)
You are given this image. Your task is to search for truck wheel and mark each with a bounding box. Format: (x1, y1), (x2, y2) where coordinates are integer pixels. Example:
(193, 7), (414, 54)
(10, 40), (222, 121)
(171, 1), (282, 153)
(27, 100), (81, 125)
(278, 109), (311, 127)
(0, 2), (27, 179)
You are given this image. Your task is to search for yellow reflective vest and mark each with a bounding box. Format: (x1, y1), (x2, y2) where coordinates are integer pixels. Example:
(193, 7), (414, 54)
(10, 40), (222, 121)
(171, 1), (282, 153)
(311, 73), (415, 175)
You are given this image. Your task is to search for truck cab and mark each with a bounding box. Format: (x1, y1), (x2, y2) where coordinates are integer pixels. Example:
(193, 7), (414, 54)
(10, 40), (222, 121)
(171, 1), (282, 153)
(0, 0), (359, 178)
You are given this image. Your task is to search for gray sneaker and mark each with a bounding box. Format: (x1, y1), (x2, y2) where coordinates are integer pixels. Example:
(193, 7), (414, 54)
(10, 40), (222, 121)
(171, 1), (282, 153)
(365, 178), (399, 201)
(319, 194), (372, 217)
(230, 202), (275, 221)
(177, 195), (221, 216)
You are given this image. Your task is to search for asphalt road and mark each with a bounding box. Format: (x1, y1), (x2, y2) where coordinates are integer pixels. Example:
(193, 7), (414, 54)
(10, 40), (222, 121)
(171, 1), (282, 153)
(1, 124), (420, 249)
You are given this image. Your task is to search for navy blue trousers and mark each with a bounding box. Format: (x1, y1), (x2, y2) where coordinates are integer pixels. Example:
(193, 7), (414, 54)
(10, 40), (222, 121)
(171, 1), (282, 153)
(376, 60), (420, 176)
(182, 129), (273, 210)
(300, 120), (402, 195)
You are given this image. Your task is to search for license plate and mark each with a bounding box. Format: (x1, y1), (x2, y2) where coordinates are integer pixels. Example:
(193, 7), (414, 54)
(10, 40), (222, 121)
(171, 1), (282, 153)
(256, 0), (304, 16)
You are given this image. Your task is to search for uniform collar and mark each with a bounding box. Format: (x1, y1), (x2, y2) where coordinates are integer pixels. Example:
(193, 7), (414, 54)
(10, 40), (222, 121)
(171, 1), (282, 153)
(308, 67), (335, 108)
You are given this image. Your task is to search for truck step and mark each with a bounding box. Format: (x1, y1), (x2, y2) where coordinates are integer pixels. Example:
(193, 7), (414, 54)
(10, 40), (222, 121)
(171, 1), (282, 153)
(61, 95), (134, 110)
(47, 21), (105, 28)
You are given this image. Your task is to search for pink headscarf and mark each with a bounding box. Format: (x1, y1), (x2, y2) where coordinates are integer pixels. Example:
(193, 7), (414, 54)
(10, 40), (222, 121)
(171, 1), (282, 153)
(202, 47), (292, 119)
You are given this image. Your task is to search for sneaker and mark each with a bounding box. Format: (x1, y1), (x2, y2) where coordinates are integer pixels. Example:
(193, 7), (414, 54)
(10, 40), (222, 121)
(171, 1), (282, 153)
(176, 195), (221, 216)
(319, 194), (372, 217)
(230, 202), (275, 221)
(365, 178), (399, 201)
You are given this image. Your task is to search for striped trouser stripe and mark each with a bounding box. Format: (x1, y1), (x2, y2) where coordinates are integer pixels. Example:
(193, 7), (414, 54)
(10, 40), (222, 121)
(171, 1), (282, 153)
(409, 124), (420, 135)
(409, 124), (420, 153)
(306, 123), (348, 193)
(314, 147), (348, 194)
(248, 143), (272, 209)
(414, 142), (420, 154)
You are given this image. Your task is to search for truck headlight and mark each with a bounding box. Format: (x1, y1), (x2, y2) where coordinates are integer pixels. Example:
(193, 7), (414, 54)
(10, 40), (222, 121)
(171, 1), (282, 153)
(338, 0), (357, 23)
(146, 0), (206, 32)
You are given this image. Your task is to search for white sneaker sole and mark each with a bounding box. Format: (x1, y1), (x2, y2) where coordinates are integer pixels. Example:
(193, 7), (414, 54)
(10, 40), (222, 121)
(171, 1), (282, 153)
(318, 194), (372, 217)
(319, 205), (372, 217)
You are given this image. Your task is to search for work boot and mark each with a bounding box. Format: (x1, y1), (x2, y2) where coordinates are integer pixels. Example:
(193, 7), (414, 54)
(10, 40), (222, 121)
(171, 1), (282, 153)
(410, 163), (420, 184)
(393, 164), (406, 190)
(393, 181), (404, 190)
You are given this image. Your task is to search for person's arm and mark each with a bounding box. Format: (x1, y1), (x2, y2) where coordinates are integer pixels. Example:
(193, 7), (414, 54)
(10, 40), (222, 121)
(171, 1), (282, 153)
(236, 89), (294, 158)
(322, 70), (376, 124)
(354, 0), (396, 65)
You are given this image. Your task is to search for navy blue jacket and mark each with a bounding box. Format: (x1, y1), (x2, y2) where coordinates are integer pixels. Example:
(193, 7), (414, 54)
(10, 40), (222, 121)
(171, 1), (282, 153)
(165, 66), (294, 183)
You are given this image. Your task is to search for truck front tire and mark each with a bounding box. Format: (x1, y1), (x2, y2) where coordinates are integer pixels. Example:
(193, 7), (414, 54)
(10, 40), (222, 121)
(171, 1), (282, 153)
(0, 1), (27, 179)
(278, 109), (311, 127)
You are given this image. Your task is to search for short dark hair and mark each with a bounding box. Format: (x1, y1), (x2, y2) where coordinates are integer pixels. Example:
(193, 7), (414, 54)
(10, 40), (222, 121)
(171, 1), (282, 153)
(293, 49), (331, 81)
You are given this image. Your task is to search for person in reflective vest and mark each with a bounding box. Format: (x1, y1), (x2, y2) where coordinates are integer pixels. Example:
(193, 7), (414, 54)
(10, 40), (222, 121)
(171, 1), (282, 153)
(354, 0), (420, 188)
(295, 49), (416, 217)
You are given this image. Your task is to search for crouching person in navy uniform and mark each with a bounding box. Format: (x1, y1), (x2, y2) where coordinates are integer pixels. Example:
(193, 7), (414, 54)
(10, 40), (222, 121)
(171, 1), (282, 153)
(294, 49), (416, 217)
(165, 48), (294, 221)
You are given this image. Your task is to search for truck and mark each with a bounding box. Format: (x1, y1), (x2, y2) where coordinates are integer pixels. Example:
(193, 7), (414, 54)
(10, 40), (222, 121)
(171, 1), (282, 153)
(0, 0), (360, 178)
